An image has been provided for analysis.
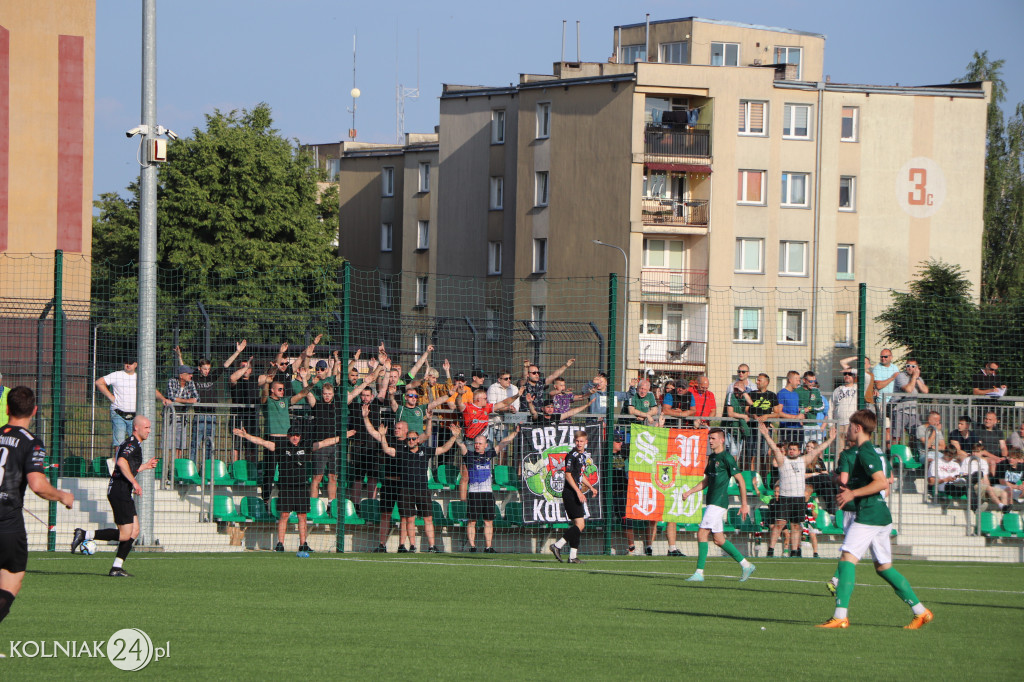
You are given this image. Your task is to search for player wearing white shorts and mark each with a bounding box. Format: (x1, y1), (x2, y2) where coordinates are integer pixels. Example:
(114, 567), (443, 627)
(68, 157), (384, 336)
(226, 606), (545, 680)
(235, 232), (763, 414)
(826, 443), (858, 595)
(818, 410), (933, 630)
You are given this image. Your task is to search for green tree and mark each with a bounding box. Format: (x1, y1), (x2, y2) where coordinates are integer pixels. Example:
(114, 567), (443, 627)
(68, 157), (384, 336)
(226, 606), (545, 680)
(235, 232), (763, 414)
(876, 260), (980, 393)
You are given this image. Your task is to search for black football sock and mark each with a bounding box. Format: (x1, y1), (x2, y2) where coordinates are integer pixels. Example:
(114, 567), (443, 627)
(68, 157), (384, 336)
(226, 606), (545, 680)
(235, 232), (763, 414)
(568, 525), (582, 549)
(95, 528), (120, 542)
(116, 538), (135, 560)
(0, 589), (15, 624)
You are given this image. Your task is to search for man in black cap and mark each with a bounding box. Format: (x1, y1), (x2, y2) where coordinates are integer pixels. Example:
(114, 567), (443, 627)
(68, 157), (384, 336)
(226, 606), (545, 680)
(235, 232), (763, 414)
(468, 369), (488, 393)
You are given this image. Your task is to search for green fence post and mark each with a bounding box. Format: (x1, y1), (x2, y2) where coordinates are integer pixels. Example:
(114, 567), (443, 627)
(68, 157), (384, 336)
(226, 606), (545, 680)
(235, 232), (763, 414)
(857, 282), (867, 412)
(48, 249), (64, 552)
(603, 273), (618, 555)
(336, 261), (350, 553)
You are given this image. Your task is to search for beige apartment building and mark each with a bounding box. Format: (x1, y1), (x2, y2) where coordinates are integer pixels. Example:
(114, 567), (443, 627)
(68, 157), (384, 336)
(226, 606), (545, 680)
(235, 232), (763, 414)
(340, 17), (989, 392)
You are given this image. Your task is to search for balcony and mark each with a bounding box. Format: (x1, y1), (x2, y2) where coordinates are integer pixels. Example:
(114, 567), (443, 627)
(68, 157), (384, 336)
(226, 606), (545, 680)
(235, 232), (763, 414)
(640, 269), (709, 298)
(644, 123), (711, 164)
(639, 338), (707, 366)
(641, 198), (708, 227)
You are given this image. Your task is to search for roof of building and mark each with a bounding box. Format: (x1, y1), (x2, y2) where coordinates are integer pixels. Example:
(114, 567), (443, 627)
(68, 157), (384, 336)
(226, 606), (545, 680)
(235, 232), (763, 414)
(614, 16), (825, 39)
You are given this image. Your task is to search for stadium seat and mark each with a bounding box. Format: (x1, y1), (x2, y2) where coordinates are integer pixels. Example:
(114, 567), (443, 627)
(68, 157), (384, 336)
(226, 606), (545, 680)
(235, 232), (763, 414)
(426, 467), (443, 491)
(269, 498), (298, 524)
(338, 498), (365, 525)
(89, 457), (110, 478)
(212, 495), (247, 523)
(727, 470), (767, 497)
(819, 510), (843, 535)
(981, 512), (1010, 538)
(504, 501), (524, 526)
(493, 503), (513, 528)
(728, 507), (762, 533)
(62, 455), (85, 478)
(431, 500), (450, 527)
(436, 464), (461, 491)
(307, 497), (336, 524)
(240, 496), (276, 523)
(173, 458), (203, 486)
(492, 465), (518, 492)
(205, 458), (235, 486)
(447, 500), (469, 526)
(890, 444), (922, 471)
(230, 459), (259, 486)
(1001, 512), (1024, 538)
(358, 498), (380, 524)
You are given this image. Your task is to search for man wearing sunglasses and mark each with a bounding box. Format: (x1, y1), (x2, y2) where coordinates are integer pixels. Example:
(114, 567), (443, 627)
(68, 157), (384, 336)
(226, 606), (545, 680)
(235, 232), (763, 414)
(518, 357), (574, 412)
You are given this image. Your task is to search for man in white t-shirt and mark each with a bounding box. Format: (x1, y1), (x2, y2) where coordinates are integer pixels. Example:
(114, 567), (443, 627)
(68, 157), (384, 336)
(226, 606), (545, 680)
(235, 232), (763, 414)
(95, 359), (170, 455)
(926, 448), (962, 494)
(832, 368), (859, 431)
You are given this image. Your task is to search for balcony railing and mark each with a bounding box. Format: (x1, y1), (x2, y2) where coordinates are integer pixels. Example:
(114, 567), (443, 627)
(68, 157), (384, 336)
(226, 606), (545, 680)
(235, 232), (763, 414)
(639, 338), (707, 366)
(640, 269), (709, 298)
(644, 124), (711, 161)
(641, 198), (709, 227)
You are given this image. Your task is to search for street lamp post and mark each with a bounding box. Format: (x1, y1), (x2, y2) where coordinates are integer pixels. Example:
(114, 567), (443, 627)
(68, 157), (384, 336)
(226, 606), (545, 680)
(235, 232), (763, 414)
(593, 240), (629, 391)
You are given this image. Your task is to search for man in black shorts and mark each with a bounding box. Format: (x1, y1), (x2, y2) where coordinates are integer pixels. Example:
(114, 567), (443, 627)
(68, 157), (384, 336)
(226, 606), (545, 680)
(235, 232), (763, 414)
(1, 387), (75, 624)
(348, 386), (382, 502)
(459, 430), (518, 553)
(71, 415), (158, 576)
(362, 407), (413, 553)
(550, 431), (595, 564)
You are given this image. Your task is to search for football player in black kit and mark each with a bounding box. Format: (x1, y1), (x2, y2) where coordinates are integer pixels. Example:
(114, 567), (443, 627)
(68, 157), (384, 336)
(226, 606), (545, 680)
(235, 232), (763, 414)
(71, 415), (157, 577)
(1, 387), (75, 624)
(549, 431), (595, 564)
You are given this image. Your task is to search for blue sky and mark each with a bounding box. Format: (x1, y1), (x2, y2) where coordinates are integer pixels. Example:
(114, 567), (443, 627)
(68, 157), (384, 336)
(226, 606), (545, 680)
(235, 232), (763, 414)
(94, 0), (1024, 199)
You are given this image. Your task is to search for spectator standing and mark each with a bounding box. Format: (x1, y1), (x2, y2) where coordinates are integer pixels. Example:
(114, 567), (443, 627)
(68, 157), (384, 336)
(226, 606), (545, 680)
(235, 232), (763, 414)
(229, 356), (261, 463)
(832, 357), (860, 432)
(872, 350), (899, 437)
(259, 377), (312, 503)
(891, 359), (929, 443)
(95, 359), (169, 454)
(460, 431), (518, 552)
(178, 341), (245, 464)
(393, 424), (465, 554)
(729, 364), (757, 395)
(725, 383), (753, 466)
(166, 365), (199, 460)
(743, 373), (781, 477)
(307, 382), (340, 506)
(548, 377), (584, 415)
(777, 371), (806, 442)
(682, 376), (717, 426)
(972, 361), (1007, 397)
(627, 380), (659, 425)
(486, 370), (520, 442)
(518, 357), (574, 412)
(796, 371), (825, 439)
(455, 389), (518, 442)
(468, 369), (488, 393)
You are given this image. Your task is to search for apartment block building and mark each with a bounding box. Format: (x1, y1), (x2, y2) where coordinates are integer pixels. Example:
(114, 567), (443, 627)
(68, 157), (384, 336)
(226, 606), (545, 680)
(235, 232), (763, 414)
(339, 17), (989, 391)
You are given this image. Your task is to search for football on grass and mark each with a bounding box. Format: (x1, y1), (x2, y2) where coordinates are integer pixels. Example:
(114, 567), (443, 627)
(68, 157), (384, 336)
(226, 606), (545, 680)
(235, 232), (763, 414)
(80, 540), (98, 555)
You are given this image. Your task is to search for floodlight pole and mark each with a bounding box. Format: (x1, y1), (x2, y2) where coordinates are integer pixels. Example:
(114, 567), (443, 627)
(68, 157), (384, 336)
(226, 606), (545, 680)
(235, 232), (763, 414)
(593, 240), (629, 391)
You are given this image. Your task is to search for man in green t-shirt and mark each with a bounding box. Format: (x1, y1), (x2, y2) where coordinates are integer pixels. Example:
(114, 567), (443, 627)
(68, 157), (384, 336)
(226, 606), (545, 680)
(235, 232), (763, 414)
(681, 428), (756, 582)
(627, 380), (659, 424)
(819, 409), (933, 629)
(796, 371), (825, 426)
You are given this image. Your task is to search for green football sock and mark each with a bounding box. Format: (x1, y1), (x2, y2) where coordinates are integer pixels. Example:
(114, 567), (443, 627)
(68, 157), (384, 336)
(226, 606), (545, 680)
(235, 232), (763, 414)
(696, 541), (709, 569)
(836, 561), (856, 608)
(721, 540), (745, 564)
(878, 567), (921, 607)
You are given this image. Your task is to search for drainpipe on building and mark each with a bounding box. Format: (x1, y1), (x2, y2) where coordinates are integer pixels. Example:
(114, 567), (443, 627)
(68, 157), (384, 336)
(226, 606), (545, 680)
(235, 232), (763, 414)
(645, 14), (650, 62)
(808, 80), (826, 371)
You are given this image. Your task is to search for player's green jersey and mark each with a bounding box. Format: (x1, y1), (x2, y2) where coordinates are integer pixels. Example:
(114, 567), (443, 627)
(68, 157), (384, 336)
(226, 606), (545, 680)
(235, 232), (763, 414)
(836, 447), (857, 512)
(847, 441), (892, 526)
(703, 448), (740, 508)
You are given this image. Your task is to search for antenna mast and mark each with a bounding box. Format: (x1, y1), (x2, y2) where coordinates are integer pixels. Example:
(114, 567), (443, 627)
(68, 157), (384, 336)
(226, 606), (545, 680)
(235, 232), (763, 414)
(396, 30), (420, 143)
(347, 33), (360, 140)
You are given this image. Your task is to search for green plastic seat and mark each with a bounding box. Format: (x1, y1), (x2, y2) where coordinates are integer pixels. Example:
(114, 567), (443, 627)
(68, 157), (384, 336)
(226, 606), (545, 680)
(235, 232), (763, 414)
(431, 500), (450, 527)
(307, 497), (335, 524)
(890, 444), (922, 470)
(205, 458), (235, 486)
(90, 457), (110, 478)
(981, 511), (1010, 538)
(213, 495), (247, 523)
(269, 497), (298, 523)
(62, 455), (86, 477)
(173, 458), (202, 486)
(358, 498), (380, 523)
(426, 467), (443, 491)
(337, 498), (365, 525)
(240, 496), (276, 523)
(728, 506), (762, 533)
(436, 464), (461, 491)
(448, 500), (468, 526)
(727, 470), (767, 497)
(492, 465), (518, 492)
(1001, 512), (1024, 538)
(230, 459), (259, 486)
(493, 503), (514, 528)
(504, 501), (524, 526)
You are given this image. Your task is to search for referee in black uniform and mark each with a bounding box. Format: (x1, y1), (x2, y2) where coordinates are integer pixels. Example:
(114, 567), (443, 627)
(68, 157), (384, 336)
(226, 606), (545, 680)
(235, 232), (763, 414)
(549, 431), (594, 564)
(71, 415), (157, 576)
(0, 387), (75, 625)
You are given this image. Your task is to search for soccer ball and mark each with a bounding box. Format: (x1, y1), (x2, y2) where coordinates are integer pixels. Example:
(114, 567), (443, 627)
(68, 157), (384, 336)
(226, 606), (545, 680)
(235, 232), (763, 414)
(80, 540), (98, 555)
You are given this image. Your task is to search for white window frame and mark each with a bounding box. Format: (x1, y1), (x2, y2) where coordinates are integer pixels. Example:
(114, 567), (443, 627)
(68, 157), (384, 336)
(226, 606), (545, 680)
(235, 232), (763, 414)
(779, 241), (808, 277)
(643, 238), (685, 269)
(535, 171), (549, 207)
(710, 42), (739, 66)
(837, 244), (855, 280)
(737, 170), (766, 205)
(738, 100), (767, 136)
(641, 303), (664, 335)
(326, 158), (340, 181)
(839, 176), (856, 212)
(621, 44), (646, 63)
(778, 309), (806, 345)
(782, 103), (812, 139)
(488, 241), (502, 275)
(418, 162), (430, 192)
(380, 223), (393, 252)
(780, 171), (810, 208)
(533, 238), (548, 274)
(415, 276), (428, 307)
(734, 238), (764, 274)
(835, 311), (853, 348)
(380, 277), (392, 310)
(489, 176), (504, 210)
(536, 102), (551, 139)
(416, 220), (429, 250)
(491, 109), (506, 144)
(841, 106), (859, 142)
(733, 307), (762, 343)
(658, 41), (688, 64)
(773, 46), (803, 80)
(381, 167), (395, 197)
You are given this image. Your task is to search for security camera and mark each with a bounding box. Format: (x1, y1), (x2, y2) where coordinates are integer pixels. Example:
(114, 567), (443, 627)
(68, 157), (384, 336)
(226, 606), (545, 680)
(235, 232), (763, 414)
(165, 129), (179, 141)
(125, 125), (149, 138)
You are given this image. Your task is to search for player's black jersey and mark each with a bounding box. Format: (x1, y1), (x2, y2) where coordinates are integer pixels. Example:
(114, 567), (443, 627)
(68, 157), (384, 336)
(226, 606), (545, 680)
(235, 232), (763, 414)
(109, 436), (143, 492)
(0, 425), (47, 533)
(565, 450), (588, 489)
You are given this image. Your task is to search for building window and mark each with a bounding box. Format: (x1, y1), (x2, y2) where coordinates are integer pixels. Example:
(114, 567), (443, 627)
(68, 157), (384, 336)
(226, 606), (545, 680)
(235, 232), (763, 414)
(485, 307), (499, 341)
(382, 167), (395, 197)
(621, 44), (646, 63)
(418, 162), (430, 192)
(779, 241), (808, 277)
(415, 276), (428, 307)
(643, 238), (684, 269)
(488, 241), (502, 275)
(535, 171), (549, 207)
(416, 220), (429, 250)
(659, 41), (688, 64)
(734, 238), (764, 274)
(533, 238), (548, 274)
(773, 46), (802, 79)
(835, 311), (853, 347)
(738, 100), (767, 135)
(489, 176), (504, 210)
(380, 223), (393, 252)
(781, 172), (810, 207)
(782, 103), (811, 139)
(326, 158), (340, 181)
(536, 102), (551, 139)
(839, 176), (856, 211)
(641, 304), (664, 335)
(491, 109), (506, 144)
(837, 244), (855, 280)
(737, 170), (765, 205)
(414, 333), (426, 355)
(531, 305), (546, 329)
(841, 106), (858, 142)
(380, 277), (392, 310)
(733, 308), (761, 342)
(778, 309), (805, 344)
(710, 42), (739, 66)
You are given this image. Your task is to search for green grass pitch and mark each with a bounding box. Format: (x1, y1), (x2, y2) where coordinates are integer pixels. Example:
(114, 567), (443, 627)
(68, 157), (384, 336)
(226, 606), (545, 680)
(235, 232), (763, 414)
(2, 551), (1021, 679)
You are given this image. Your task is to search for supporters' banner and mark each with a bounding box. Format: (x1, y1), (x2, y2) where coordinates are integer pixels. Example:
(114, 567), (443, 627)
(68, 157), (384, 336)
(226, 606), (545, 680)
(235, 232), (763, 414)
(517, 423), (603, 524)
(626, 424), (707, 524)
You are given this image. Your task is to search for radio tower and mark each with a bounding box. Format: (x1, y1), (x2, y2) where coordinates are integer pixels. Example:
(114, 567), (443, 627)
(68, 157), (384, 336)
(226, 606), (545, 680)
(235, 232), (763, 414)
(395, 30), (420, 143)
